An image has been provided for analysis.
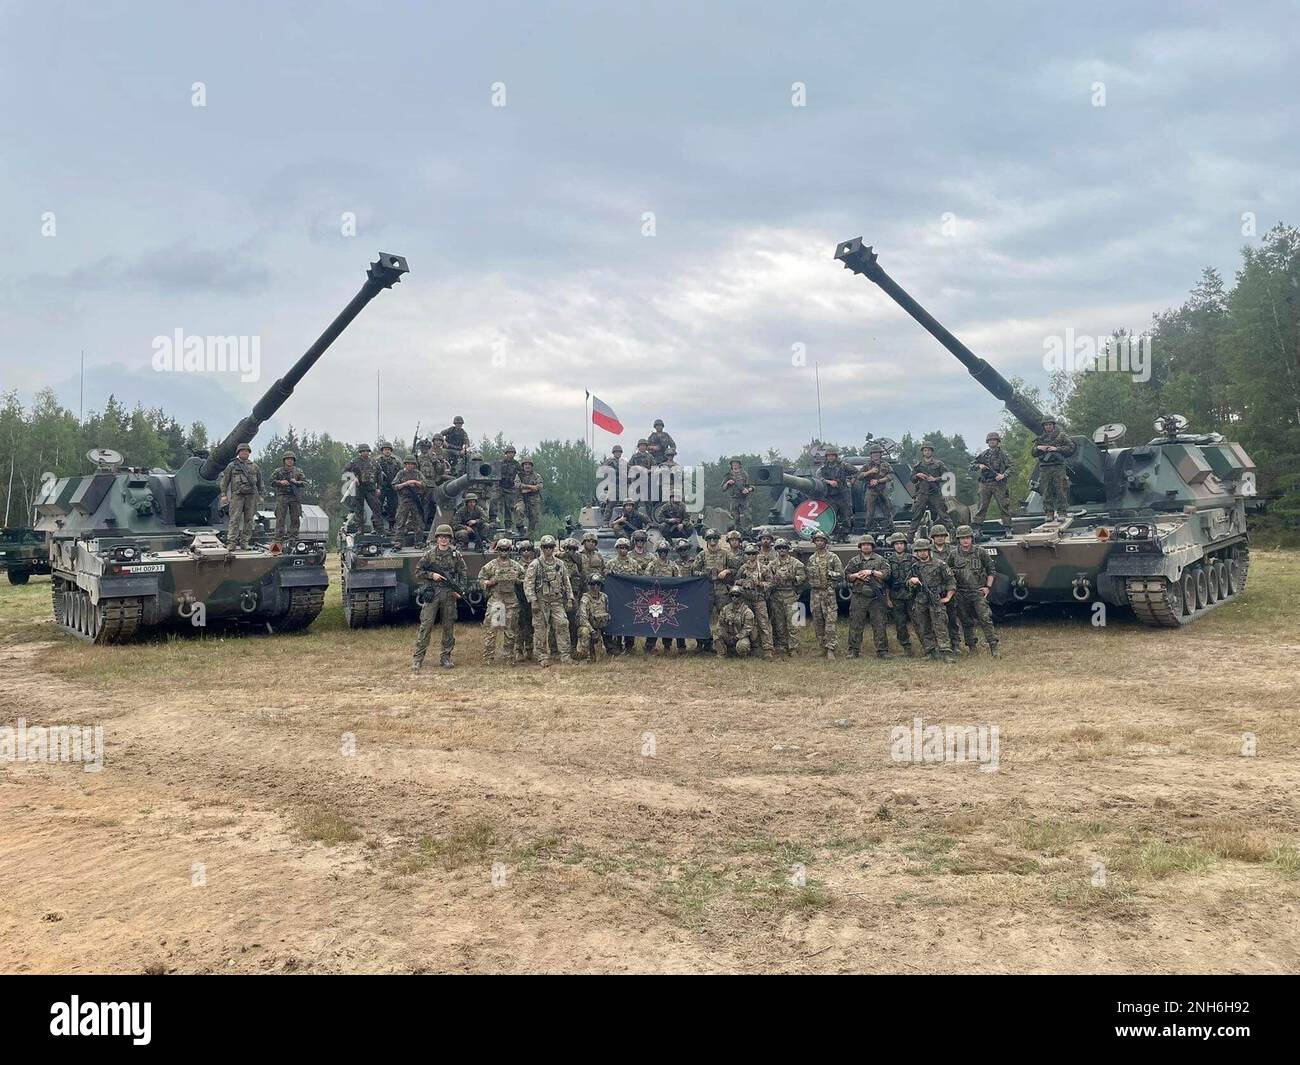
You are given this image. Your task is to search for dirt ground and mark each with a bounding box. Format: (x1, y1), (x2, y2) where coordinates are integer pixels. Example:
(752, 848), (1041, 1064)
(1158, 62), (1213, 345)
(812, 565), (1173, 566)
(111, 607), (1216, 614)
(2, 551), (1297, 974)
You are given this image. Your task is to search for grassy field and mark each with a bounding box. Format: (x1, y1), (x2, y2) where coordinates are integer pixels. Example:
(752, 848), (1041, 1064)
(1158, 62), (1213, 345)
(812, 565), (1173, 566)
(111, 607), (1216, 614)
(1, 551), (1298, 973)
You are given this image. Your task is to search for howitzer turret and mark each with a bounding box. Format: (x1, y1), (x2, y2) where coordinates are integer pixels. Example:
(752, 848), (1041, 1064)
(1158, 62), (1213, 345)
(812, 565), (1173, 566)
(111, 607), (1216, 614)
(37, 252), (410, 643)
(833, 236), (1257, 627)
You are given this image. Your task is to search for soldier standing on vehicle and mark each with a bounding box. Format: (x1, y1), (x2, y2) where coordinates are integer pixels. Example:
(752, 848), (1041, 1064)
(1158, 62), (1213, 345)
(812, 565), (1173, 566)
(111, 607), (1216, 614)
(598, 444), (625, 524)
(376, 442), (402, 527)
(970, 431), (1016, 527)
(575, 574), (612, 661)
(1032, 415), (1076, 521)
(806, 530), (844, 658)
(860, 445), (894, 536)
(906, 537), (957, 663)
(885, 531), (916, 655)
(952, 525), (1001, 657)
(417, 437), (450, 527)
(646, 419), (676, 464)
(525, 535), (574, 667)
(479, 537), (525, 665)
(716, 586), (757, 658)
(219, 443), (264, 549)
(453, 492), (488, 550)
(722, 458), (755, 537)
(515, 459), (544, 537)
(845, 535), (892, 658)
(692, 529), (735, 655)
(817, 447), (855, 542)
(412, 524), (467, 670)
(928, 524), (964, 651)
(269, 450), (305, 546)
(768, 538), (807, 656)
(391, 457), (428, 545)
(345, 444), (386, 535)
(441, 415), (470, 474)
(908, 442), (951, 537)
(495, 445), (522, 530)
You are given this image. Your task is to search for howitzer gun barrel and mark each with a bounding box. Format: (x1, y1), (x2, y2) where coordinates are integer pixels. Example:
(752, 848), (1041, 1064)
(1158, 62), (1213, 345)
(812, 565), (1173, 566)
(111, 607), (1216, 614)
(200, 253), (409, 479)
(834, 239), (1046, 433)
(750, 465), (822, 496)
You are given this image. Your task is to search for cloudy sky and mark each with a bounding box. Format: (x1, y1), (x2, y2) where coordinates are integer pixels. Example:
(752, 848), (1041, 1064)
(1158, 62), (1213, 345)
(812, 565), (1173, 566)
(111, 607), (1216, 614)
(2, 0), (1296, 459)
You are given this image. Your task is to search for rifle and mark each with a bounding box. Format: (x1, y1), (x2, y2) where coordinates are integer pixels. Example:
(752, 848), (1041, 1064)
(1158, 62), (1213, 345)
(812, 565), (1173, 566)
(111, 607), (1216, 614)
(412, 420), (421, 455)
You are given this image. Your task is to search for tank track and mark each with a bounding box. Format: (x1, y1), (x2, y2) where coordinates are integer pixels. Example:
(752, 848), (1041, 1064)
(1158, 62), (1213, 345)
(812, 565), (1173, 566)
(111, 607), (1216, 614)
(1124, 545), (1248, 627)
(343, 587), (387, 628)
(56, 584), (145, 644)
(271, 586), (325, 632)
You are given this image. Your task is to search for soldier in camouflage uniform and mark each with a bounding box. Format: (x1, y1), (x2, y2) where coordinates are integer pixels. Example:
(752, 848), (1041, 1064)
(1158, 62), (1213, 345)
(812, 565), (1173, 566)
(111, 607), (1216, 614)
(598, 445), (625, 525)
(970, 431), (1016, 527)
(732, 542), (775, 659)
(391, 457), (429, 545)
(692, 529), (736, 655)
(480, 537), (525, 665)
(716, 586), (757, 658)
(560, 537), (583, 651)
(929, 524), (964, 650)
(859, 445), (894, 536)
(655, 491), (691, 539)
(952, 525), (1001, 656)
(269, 451), (305, 546)
(606, 537), (641, 655)
(515, 459), (543, 537)
(671, 537), (696, 653)
(806, 530), (844, 658)
(376, 442), (402, 527)
(417, 437), (451, 527)
(906, 537), (957, 662)
(629, 528), (653, 572)
(908, 442), (951, 537)
(1032, 415), (1076, 521)
(578, 531), (606, 583)
(515, 540), (536, 661)
(219, 443), (264, 549)
(844, 535), (892, 658)
(722, 459), (755, 537)
(494, 445), (522, 530)
(646, 419), (676, 464)
(441, 415), (470, 474)
(525, 535), (574, 667)
(643, 541), (680, 655)
(576, 574), (611, 661)
(885, 531), (916, 655)
(453, 492), (489, 550)
(630, 439), (655, 472)
(412, 524), (467, 670)
(345, 444), (387, 534)
(817, 447), (856, 542)
(768, 538), (807, 656)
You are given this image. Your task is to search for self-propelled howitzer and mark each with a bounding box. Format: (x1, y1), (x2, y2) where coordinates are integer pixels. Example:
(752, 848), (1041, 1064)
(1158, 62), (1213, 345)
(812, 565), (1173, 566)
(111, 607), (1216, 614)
(834, 238), (1255, 625)
(37, 253), (409, 642)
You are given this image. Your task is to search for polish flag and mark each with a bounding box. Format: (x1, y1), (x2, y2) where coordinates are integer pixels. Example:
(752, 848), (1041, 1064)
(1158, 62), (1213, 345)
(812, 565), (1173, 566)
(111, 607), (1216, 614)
(589, 393), (624, 435)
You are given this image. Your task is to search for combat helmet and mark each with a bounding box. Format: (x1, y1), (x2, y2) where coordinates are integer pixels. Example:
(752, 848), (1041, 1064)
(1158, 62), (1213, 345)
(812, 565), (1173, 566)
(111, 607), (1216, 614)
(581, 531), (597, 544)
(920, 440), (937, 451)
(912, 537), (933, 551)
(434, 524), (453, 537)
(986, 431), (1001, 442)
(888, 531), (908, 545)
(857, 535), (876, 547)
(282, 451), (296, 461)
(614, 537), (631, 550)
(654, 419), (665, 428)
(504, 444), (516, 455)
(539, 535), (557, 548)
(655, 542), (670, 553)
(453, 415), (464, 425)
(517, 539), (534, 552)
(703, 528), (720, 541)
(588, 574), (604, 585)
(812, 531), (828, 543)
(379, 441), (393, 450)
(402, 456), (417, 465)
(357, 443), (371, 453)
(631, 529), (648, 542)
(495, 538), (513, 552)
(930, 524), (949, 538)
(237, 442), (252, 454)
(743, 543), (758, 554)
(562, 537), (579, 551)
(774, 538), (790, 549)
(463, 492), (479, 502)
(955, 524), (975, 538)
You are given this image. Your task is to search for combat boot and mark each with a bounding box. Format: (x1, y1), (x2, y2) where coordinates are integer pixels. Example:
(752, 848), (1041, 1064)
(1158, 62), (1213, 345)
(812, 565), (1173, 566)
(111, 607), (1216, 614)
(440, 653), (454, 669)
(825, 649), (835, 661)
(411, 658), (423, 672)
(561, 654), (573, 664)
(848, 650), (860, 659)
(939, 650), (958, 663)
(926, 649), (938, 660)
(877, 650), (893, 659)
(989, 644), (1001, 658)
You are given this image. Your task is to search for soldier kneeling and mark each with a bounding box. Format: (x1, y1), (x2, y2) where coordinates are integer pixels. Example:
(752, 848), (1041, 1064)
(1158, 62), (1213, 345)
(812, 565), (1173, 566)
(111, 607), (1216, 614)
(575, 574), (611, 661)
(716, 585), (757, 658)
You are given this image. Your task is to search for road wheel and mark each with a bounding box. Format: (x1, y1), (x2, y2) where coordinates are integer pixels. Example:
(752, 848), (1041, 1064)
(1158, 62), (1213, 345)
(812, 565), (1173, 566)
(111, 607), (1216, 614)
(7, 569), (30, 585)
(1193, 566), (1208, 610)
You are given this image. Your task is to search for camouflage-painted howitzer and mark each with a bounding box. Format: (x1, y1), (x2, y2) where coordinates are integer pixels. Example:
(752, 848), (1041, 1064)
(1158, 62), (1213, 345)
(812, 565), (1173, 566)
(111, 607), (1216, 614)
(835, 237), (1256, 626)
(37, 253), (410, 643)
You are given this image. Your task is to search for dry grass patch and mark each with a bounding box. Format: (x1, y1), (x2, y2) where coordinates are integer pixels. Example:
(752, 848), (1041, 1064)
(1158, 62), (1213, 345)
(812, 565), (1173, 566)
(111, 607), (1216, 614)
(294, 807), (361, 846)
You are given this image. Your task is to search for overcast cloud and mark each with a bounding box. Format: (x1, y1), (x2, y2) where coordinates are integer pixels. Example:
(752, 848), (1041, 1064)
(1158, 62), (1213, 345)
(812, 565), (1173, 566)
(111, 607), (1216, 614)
(2, 0), (1297, 457)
